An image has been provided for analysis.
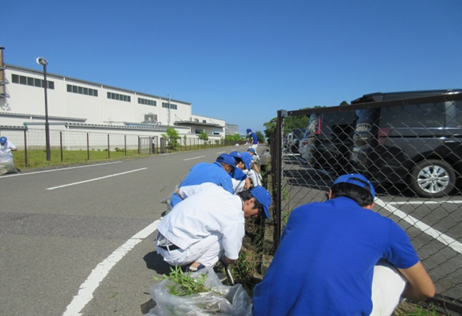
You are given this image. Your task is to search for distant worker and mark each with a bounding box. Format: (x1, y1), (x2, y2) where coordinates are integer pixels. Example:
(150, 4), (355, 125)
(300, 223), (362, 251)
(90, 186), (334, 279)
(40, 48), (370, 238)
(253, 174), (435, 316)
(0, 136), (18, 174)
(246, 128), (258, 150)
(169, 154), (236, 208)
(156, 184), (272, 271)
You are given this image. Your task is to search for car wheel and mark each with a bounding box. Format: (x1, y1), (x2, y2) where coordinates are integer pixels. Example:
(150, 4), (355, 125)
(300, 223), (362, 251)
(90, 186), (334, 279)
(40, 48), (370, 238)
(410, 159), (456, 198)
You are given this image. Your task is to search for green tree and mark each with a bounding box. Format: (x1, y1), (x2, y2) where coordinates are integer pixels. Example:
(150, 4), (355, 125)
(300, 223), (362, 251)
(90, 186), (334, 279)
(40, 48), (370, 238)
(162, 126), (180, 149)
(198, 130), (209, 142)
(263, 106), (326, 141)
(263, 117), (277, 141)
(256, 130), (265, 144)
(225, 134), (243, 142)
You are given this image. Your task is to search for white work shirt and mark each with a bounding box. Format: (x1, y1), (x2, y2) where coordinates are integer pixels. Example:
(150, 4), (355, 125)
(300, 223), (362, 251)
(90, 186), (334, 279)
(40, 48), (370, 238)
(0, 140), (16, 160)
(231, 178), (247, 193)
(157, 183), (245, 260)
(244, 169), (262, 187)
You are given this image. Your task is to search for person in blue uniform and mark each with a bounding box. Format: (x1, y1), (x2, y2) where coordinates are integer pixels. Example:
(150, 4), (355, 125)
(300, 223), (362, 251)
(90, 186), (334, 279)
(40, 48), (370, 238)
(229, 151), (251, 193)
(170, 153), (235, 208)
(253, 174), (435, 316)
(246, 128), (258, 150)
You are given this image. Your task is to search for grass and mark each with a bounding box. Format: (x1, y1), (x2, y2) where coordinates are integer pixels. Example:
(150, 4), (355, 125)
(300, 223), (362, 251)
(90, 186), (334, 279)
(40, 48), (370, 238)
(11, 144), (233, 170)
(154, 266), (210, 297)
(12, 149), (146, 170)
(393, 301), (444, 315)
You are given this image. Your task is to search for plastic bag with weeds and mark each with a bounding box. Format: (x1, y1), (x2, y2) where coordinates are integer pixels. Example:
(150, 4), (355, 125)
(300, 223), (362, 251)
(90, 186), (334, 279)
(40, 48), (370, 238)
(147, 267), (252, 316)
(0, 151), (18, 175)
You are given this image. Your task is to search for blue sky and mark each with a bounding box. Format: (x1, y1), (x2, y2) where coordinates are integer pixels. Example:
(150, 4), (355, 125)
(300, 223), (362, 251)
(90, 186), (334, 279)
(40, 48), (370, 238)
(3, 0), (462, 134)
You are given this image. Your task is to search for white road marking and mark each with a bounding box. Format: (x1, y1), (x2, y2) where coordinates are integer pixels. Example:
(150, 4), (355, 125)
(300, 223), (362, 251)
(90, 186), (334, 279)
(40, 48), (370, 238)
(62, 220), (160, 316)
(375, 198), (462, 254)
(46, 168), (147, 190)
(389, 200), (462, 205)
(183, 156), (205, 161)
(0, 161), (122, 178)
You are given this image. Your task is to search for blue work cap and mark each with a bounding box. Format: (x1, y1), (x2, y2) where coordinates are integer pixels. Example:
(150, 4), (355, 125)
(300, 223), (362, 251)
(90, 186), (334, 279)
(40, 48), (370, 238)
(216, 153), (235, 167)
(246, 129), (252, 134)
(333, 174), (376, 199)
(247, 148), (256, 154)
(240, 152), (253, 171)
(229, 151), (242, 160)
(250, 186), (272, 220)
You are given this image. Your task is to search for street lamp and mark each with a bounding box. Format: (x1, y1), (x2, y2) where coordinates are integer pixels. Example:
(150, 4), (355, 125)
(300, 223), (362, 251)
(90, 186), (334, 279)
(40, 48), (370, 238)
(36, 57), (51, 161)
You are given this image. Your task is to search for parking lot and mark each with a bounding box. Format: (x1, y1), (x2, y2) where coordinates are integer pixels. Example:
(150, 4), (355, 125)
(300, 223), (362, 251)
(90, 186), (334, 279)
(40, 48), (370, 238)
(281, 151), (462, 301)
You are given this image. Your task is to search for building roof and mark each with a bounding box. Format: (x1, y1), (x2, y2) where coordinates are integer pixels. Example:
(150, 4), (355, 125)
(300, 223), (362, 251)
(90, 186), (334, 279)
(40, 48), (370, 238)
(174, 121), (223, 128)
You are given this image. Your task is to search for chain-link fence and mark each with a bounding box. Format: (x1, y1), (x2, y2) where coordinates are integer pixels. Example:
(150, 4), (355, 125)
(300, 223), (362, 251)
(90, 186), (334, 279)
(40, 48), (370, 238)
(270, 93), (462, 305)
(0, 128), (241, 169)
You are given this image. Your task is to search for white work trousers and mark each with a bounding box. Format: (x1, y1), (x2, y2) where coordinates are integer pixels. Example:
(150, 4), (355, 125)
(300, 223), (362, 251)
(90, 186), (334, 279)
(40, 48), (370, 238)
(156, 234), (224, 267)
(370, 260), (407, 316)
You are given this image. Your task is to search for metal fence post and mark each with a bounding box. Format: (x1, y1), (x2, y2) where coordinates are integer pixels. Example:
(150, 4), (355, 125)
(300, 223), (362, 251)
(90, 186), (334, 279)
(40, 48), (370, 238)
(87, 133), (90, 160)
(124, 135), (127, 156)
(107, 134), (110, 159)
(23, 129), (28, 167)
(273, 110), (286, 249)
(60, 131), (63, 162)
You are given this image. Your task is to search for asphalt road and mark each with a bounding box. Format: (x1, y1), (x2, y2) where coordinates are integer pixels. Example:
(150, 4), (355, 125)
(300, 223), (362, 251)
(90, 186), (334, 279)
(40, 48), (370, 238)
(0, 145), (248, 316)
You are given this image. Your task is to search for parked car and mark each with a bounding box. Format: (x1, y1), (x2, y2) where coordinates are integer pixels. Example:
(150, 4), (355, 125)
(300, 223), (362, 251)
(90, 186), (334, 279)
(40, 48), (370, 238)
(349, 89), (462, 198)
(299, 110), (357, 174)
(286, 128), (306, 153)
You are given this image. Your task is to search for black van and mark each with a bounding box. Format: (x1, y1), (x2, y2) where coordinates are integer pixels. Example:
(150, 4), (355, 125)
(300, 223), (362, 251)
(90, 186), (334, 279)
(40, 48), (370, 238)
(299, 109), (357, 174)
(350, 89), (462, 198)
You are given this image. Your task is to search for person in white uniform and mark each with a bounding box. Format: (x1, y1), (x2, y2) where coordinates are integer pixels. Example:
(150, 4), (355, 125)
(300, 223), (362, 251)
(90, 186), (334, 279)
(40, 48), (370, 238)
(241, 151), (262, 187)
(156, 184), (272, 271)
(0, 136), (18, 174)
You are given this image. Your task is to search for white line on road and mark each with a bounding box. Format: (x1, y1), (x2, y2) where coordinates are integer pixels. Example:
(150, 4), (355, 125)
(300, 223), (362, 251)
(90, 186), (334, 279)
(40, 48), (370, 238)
(389, 201), (462, 205)
(183, 156), (205, 161)
(46, 168), (147, 190)
(0, 161), (122, 178)
(62, 220), (160, 316)
(375, 198), (462, 254)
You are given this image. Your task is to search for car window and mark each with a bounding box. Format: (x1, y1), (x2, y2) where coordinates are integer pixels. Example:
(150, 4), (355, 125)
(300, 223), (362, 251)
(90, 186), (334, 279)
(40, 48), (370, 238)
(447, 101), (462, 127)
(380, 103), (445, 128)
(318, 112), (356, 141)
(304, 114), (318, 138)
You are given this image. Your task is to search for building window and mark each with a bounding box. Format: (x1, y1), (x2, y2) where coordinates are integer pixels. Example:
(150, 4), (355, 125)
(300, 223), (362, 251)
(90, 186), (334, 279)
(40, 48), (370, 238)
(202, 120), (206, 123)
(162, 102), (177, 110)
(138, 98), (156, 106)
(11, 73), (54, 89)
(107, 92), (131, 102)
(195, 129), (203, 134)
(67, 84), (98, 97)
(144, 114), (158, 123)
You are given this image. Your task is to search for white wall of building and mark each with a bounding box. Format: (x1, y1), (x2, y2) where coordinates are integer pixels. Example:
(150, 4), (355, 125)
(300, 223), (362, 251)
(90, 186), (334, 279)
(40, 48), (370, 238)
(0, 64), (234, 147)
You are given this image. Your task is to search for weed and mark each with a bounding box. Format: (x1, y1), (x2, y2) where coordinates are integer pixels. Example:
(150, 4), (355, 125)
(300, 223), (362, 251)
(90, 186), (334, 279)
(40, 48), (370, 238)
(153, 266), (210, 297)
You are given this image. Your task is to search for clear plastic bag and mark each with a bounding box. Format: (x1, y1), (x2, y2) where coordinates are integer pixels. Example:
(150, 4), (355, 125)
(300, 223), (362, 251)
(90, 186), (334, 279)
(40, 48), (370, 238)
(147, 267), (252, 316)
(0, 151), (17, 175)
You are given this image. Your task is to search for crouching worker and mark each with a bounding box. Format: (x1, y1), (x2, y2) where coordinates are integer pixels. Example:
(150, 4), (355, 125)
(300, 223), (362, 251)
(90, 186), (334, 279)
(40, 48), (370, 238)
(156, 183), (271, 271)
(253, 174), (435, 316)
